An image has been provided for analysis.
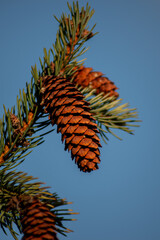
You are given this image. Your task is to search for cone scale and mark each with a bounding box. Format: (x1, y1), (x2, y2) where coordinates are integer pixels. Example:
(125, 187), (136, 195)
(40, 76), (101, 172)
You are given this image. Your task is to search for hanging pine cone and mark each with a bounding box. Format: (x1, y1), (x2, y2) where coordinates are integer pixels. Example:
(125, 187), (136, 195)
(73, 66), (119, 98)
(20, 196), (58, 240)
(40, 75), (101, 172)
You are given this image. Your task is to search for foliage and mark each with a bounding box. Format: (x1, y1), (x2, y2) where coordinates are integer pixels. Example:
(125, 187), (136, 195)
(0, 1), (140, 239)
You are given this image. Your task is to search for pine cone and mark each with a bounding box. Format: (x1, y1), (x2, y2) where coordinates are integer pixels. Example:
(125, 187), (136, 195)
(20, 196), (58, 240)
(40, 76), (101, 172)
(73, 66), (119, 98)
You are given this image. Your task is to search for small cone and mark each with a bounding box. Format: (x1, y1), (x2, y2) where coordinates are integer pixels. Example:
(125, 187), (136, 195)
(10, 112), (34, 147)
(10, 113), (21, 128)
(40, 76), (101, 172)
(73, 66), (119, 98)
(65, 17), (93, 61)
(20, 196), (58, 240)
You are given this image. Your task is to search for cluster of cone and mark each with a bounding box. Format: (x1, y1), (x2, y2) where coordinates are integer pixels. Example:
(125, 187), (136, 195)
(40, 60), (119, 172)
(1, 9), (124, 240)
(40, 75), (101, 172)
(19, 196), (58, 240)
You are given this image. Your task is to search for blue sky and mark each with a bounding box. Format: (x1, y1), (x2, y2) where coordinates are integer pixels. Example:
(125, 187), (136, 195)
(0, 0), (160, 239)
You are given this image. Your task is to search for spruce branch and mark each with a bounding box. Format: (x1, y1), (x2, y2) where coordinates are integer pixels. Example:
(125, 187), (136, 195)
(0, 0), (140, 170)
(0, 1), (141, 239)
(0, 1), (99, 171)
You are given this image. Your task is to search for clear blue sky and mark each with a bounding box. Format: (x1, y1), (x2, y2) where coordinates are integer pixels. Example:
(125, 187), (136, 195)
(0, 0), (160, 239)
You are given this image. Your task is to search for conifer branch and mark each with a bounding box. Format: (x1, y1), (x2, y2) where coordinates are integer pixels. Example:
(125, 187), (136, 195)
(0, 1), (140, 239)
(0, 1), (97, 167)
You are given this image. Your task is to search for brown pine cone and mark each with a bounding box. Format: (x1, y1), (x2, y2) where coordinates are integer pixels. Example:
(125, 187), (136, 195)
(20, 196), (58, 240)
(40, 76), (101, 172)
(73, 66), (119, 98)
